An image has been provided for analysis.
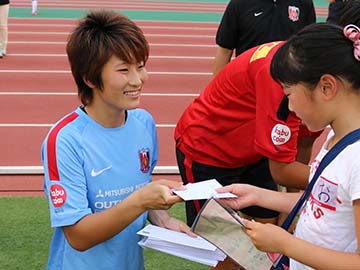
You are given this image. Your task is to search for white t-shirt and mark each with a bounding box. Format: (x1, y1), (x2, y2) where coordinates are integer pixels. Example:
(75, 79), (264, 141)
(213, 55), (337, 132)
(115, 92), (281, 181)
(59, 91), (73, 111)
(291, 129), (360, 269)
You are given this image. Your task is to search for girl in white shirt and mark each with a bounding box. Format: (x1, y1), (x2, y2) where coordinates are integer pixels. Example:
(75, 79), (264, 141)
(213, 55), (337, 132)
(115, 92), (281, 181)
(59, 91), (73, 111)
(217, 22), (360, 270)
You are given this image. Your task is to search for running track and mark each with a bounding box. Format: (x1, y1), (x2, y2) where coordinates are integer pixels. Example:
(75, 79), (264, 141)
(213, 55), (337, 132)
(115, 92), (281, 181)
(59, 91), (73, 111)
(0, 0), (329, 195)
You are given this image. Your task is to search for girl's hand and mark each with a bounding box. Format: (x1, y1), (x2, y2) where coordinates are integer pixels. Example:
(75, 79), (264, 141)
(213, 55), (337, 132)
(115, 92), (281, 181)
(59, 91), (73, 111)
(216, 184), (260, 210)
(242, 219), (291, 254)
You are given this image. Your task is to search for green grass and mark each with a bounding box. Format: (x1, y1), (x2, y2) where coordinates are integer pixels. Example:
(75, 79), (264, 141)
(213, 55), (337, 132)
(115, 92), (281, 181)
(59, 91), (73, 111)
(0, 197), (206, 270)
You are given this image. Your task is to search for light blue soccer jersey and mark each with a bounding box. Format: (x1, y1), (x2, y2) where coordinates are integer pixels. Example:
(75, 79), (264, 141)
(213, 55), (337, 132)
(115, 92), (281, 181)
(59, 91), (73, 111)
(41, 107), (158, 270)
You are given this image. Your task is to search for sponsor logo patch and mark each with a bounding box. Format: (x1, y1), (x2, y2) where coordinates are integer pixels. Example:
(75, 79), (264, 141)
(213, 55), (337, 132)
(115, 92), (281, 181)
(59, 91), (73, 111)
(271, 124), (291, 145)
(50, 184), (67, 208)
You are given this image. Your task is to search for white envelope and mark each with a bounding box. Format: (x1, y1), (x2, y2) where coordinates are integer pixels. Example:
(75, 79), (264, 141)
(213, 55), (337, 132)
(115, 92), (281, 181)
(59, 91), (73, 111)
(172, 179), (237, 201)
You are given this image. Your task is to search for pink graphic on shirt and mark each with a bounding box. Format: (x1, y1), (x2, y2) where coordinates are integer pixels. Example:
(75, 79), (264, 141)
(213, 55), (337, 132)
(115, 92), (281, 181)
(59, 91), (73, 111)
(310, 176), (338, 211)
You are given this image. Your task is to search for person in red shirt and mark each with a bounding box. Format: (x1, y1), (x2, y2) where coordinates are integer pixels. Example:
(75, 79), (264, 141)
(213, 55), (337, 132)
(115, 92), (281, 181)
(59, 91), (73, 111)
(175, 41), (320, 227)
(175, 41), (321, 269)
(176, 3), (360, 269)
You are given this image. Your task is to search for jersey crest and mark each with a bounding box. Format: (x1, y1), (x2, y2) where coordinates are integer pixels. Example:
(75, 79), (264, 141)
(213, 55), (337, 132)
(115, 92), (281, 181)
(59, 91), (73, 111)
(288, 6), (300, 22)
(139, 148), (150, 173)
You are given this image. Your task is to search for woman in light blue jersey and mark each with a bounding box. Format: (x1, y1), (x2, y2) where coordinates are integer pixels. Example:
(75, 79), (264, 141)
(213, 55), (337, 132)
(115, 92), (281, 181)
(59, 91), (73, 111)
(41, 10), (192, 270)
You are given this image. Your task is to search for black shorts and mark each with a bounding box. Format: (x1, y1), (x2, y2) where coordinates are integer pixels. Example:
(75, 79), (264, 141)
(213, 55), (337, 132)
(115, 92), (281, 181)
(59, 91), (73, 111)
(176, 147), (279, 226)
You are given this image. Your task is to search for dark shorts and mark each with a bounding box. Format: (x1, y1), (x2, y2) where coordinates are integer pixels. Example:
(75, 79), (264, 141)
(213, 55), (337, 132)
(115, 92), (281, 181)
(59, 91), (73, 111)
(176, 147), (279, 226)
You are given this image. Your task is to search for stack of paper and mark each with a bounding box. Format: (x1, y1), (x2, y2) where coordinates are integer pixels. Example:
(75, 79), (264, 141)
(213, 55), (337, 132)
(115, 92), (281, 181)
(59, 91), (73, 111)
(137, 224), (226, 266)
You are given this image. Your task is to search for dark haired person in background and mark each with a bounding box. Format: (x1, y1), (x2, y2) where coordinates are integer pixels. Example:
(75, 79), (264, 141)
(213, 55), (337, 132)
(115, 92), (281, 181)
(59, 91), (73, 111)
(213, 0), (316, 76)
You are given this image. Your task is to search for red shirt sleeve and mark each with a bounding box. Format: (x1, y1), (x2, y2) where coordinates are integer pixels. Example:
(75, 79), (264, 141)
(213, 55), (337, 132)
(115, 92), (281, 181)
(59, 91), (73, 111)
(254, 65), (301, 163)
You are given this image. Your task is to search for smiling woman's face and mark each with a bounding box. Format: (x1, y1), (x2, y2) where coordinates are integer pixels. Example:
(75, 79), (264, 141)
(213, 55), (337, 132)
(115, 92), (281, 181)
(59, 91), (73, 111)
(93, 55), (149, 111)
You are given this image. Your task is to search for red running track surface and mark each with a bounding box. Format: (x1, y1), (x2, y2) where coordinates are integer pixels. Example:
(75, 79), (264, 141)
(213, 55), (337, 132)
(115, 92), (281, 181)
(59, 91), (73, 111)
(1, 2), (329, 194)
(0, 15), (219, 194)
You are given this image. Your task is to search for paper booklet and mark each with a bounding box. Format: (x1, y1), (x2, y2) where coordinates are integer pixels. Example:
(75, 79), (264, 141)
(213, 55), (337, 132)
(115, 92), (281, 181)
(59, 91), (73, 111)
(191, 198), (276, 270)
(137, 224), (226, 266)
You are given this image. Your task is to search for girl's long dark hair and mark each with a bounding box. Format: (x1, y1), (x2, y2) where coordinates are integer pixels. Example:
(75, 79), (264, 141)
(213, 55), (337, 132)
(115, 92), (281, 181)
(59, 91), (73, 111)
(271, 23), (360, 90)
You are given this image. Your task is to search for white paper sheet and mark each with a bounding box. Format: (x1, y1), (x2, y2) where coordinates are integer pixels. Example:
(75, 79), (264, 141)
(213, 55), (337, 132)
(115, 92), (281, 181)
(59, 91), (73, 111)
(172, 179), (237, 201)
(137, 224), (216, 250)
(137, 224), (226, 267)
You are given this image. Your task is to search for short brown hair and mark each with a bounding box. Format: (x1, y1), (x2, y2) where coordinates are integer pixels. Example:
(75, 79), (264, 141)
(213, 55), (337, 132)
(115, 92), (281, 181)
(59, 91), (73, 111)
(66, 10), (149, 105)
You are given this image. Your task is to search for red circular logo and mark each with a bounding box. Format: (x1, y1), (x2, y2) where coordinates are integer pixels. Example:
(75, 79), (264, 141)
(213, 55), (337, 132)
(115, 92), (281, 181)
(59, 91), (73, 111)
(50, 184), (67, 208)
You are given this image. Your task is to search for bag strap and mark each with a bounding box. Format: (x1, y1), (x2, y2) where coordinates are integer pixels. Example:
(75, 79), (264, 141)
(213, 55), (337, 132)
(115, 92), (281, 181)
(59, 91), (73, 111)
(271, 128), (360, 270)
(281, 128), (360, 230)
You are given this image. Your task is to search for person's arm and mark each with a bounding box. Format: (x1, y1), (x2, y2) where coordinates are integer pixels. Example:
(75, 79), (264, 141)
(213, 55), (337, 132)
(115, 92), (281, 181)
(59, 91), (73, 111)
(212, 46), (233, 76)
(62, 180), (183, 251)
(213, 0), (237, 76)
(217, 184), (302, 214)
(243, 199), (360, 270)
(269, 126), (321, 190)
(269, 159), (310, 189)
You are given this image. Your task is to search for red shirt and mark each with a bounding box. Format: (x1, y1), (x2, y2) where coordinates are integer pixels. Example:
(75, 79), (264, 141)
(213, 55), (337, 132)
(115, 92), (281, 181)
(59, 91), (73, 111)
(175, 41), (305, 168)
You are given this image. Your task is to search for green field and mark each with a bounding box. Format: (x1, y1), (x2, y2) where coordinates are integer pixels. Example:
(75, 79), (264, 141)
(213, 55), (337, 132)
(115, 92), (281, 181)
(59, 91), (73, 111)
(0, 197), (206, 270)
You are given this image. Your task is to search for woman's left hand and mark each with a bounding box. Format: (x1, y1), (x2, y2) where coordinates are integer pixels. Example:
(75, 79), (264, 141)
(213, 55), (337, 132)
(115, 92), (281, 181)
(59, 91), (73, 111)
(162, 216), (197, 237)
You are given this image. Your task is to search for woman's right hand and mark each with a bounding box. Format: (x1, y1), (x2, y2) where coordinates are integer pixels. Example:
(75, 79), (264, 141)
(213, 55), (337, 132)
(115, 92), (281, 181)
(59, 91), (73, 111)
(136, 180), (184, 210)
